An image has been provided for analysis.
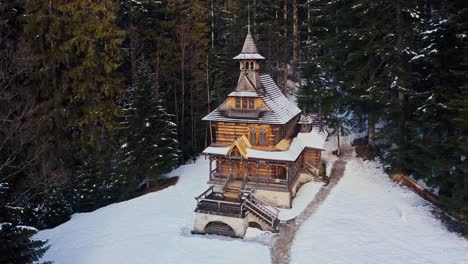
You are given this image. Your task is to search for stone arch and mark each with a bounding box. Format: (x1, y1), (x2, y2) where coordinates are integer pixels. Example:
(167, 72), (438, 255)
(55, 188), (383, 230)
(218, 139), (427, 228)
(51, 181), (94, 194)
(248, 221), (263, 231)
(204, 221), (236, 237)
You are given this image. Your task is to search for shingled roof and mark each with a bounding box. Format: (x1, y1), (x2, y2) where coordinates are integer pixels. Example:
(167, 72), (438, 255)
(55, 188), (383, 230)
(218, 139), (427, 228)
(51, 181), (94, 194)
(202, 74), (301, 125)
(233, 32), (265, 60)
(203, 129), (328, 162)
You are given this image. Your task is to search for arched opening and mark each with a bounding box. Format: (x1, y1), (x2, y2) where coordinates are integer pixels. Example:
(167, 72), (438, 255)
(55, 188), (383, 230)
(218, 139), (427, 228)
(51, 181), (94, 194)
(204, 221), (236, 237)
(248, 221), (263, 231)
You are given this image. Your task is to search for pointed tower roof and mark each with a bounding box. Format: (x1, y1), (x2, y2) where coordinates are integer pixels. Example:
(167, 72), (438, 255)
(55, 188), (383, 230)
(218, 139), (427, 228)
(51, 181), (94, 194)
(233, 32), (265, 60)
(233, 4), (265, 60)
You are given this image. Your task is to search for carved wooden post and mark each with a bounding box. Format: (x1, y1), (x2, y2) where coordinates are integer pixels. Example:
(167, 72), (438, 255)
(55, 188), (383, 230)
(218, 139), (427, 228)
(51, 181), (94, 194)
(209, 157), (212, 181)
(256, 161), (259, 187)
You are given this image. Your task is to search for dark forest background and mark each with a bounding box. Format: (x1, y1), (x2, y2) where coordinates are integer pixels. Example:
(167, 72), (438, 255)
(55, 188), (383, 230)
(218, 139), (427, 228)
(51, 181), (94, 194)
(0, 0), (467, 262)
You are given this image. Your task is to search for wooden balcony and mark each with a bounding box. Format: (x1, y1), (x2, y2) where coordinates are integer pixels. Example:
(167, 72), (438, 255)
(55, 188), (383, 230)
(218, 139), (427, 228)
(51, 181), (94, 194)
(194, 186), (245, 218)
(209, 173), (289, 192)
(194, 186), (280, 230)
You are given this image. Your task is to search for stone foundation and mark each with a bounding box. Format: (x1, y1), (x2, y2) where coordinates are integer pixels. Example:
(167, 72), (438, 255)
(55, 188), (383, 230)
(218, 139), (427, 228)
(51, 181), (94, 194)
(253, 189), (292, 208)
(193, 212), (247, 237)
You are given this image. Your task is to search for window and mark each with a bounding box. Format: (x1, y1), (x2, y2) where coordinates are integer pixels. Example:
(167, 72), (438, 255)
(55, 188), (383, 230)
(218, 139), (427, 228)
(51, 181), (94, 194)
(250, 62), (254, 69)
(235, 97), (241, 108)
(242, 98), (248, 109)
(250, 128), (257, 144)
(259, 128), (267, 145)
(248, 98), (255, 109)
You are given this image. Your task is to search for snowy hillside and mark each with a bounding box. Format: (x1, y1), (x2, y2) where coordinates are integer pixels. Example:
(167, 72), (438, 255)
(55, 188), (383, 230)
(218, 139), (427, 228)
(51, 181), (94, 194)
(292, 157), (468, 264)
(36, 142), (468, 264)
(36, 159), (270, 264)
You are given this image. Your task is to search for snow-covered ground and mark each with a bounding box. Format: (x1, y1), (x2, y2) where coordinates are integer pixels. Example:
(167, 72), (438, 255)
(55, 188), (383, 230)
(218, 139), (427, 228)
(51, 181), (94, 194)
(37, 133), (468, 264)
(291, 156), (468, 264)
(279, 181), (322, 221)
(36, 158), (270, 264)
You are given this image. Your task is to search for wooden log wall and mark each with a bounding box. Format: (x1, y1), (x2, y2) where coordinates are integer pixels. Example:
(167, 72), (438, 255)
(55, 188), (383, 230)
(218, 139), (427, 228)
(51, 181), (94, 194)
(304, 148), (322, 168)
(215, 122), (276, 146)
(215, 159), (286, 179)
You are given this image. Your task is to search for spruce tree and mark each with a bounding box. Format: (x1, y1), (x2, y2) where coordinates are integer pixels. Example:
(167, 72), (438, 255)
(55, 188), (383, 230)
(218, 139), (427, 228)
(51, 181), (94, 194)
(122, 58), (180, 188)
(0, 183), (50, 264)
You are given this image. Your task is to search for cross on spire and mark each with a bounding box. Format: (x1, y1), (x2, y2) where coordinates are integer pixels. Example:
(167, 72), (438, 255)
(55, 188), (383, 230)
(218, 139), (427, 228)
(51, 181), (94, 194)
(247, 2), (251, 33)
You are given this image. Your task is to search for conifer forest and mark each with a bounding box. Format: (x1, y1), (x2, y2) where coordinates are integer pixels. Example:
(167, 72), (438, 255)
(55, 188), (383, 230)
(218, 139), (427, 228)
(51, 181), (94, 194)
(0, 0), (467, 262)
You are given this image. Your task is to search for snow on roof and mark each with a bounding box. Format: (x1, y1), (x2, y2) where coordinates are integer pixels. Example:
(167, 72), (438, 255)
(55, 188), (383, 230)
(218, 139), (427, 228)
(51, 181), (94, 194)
(228, 91), (260, 97)
(233, 53), (266, 60)
(202, 74), (301, 125)
(233, 32), (265, 60)
(202, 129), (327, 162)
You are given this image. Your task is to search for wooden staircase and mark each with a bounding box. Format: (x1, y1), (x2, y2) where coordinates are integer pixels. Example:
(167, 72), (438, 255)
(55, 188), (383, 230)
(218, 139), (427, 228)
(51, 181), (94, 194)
(222, 175), (242, 200)
(243, 191), (280, 230)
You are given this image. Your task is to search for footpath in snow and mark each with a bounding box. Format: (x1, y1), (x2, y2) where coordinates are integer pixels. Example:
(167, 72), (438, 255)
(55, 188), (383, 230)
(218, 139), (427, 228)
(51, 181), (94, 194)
(36, 134), (468, 264)
(291, 155), (468, 264)
(36, 158), (270, 264)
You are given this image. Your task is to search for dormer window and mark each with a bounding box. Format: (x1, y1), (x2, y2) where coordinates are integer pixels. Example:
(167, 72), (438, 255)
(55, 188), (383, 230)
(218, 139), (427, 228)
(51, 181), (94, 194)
(235, 97), (241, 108)
(249, 98), (254, 109)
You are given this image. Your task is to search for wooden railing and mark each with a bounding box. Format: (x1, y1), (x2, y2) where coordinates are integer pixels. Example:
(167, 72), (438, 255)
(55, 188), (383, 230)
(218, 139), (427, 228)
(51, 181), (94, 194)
(195, 186), (245, 217)
(194, 187), (280, 228)
(240, 173), (249, 191)
(243, 190), (279, 228)
(304, 161), (320, 176)
(221, 174), (233, 193)
(212, 173), (288, 190)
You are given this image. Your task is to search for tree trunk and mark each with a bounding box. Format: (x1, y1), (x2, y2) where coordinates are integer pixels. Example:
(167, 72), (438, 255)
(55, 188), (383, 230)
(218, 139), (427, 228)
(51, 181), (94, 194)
(211, 0), (215, 48)
(129, 26), (138, 83)
(283, 0), (288, 94)
(395, 1), (407, 154)
(283, 62), (288, 96)
(307, 0), (311, 43)
(336, 126), (341, 156)
(206, 56), (212, 146)
(181, 49), (185, 141)
(368, 115), (376, 148)
(155, 39), (160, 96)
(292, 0), (299, 81)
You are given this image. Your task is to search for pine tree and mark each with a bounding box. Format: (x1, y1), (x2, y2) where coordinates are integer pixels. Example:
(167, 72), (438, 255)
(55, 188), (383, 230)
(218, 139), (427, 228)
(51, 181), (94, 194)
(0, 183), (50, 264)
(440, 5), (468, 215)
(122, 58), (180, 188)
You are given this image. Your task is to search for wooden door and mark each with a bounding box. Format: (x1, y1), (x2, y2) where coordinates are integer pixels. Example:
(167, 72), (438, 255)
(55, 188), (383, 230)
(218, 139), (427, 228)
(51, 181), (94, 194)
(232, 162), (245, 179)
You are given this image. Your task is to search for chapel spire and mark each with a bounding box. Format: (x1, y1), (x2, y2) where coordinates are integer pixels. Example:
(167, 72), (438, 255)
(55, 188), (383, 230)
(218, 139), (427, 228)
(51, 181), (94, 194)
(233, 4), (265, 60)
(247, 2), (251, 34)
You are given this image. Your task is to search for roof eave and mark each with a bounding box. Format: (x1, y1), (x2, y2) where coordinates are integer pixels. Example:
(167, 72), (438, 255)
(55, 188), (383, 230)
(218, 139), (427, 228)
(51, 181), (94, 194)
(233, 54), (266, 60)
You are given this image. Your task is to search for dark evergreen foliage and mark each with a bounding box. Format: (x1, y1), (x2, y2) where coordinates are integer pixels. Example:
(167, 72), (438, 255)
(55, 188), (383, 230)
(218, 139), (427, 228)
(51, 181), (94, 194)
(1, 0), (466, 249)
(0, 183), (51, 264)
(300, 0), (468, 217)
(121, 58), (180, 186)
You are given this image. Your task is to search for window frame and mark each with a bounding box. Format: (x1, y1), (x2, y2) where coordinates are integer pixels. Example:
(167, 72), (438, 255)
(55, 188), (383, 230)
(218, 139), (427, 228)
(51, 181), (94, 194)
(259, 128), (267, 145)
(250, 128), (257, 144)
(242, 97), (248, 109)
(248, 98), (255, 109)
(235, 97), (241, 108)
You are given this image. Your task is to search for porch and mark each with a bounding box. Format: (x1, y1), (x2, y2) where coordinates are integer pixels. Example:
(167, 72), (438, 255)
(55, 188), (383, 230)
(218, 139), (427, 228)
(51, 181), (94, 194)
(207, 156), (302, 192)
